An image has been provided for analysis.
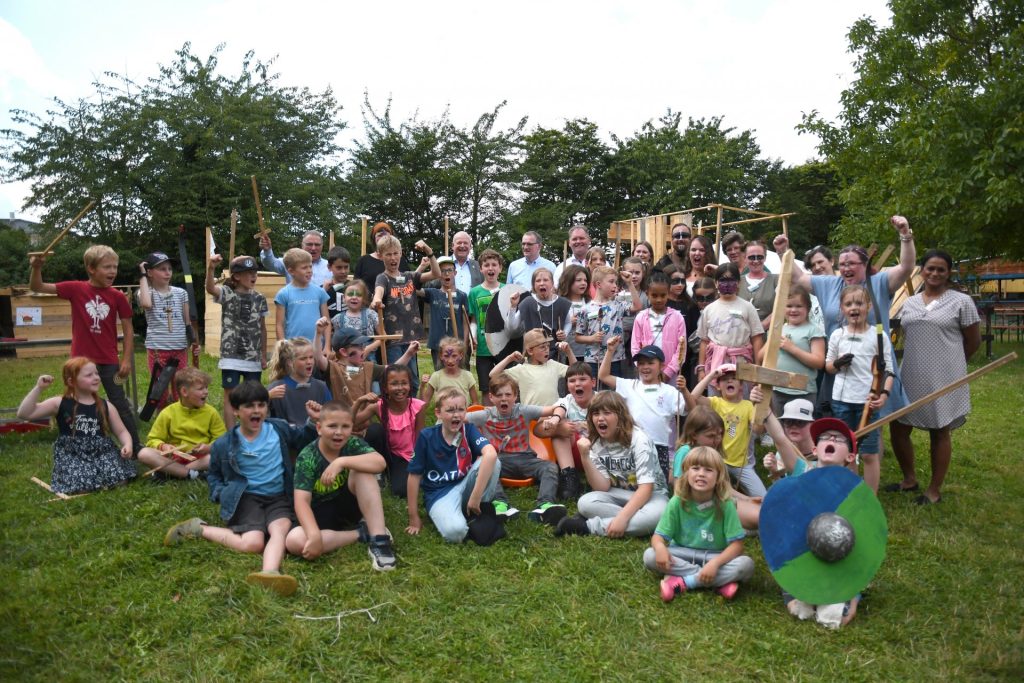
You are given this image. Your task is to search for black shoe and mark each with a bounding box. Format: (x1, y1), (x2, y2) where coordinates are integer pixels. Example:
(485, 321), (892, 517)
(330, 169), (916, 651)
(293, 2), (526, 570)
(528, 503), (567, 525)
(554, 514), (590, 537)
(560, 467), (581, 501)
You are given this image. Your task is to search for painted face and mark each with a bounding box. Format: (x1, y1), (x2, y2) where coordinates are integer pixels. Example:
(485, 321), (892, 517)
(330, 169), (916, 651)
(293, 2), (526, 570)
(374, 228), (392, 244)
(533, 270), (553, 298)
(632, 243), (652, 263)
(489, 385), (517, 416)
(591, 407), (620, 441)
(569, 229), (591, 258)
(840, 291), (869, 325)
(692, 287), (717, 309)
(785, 296), (809, 325)
(689, 241), (706, 267)
(436, 396), (468, 433)
(442, 346), (463, 370)
(452, 234), (472, 260)
(386, 372), (411, 403)
(289, 261), (313, 285)
(597, 274), (619, 299)
(292, 347), (315, 381)
(635, 357), (662, 383)
(381, 248), (402, 271)
(330, 259), (350, 282)
(76, 362), (102, 394)
(566, 373), (595, 403)
(647, 283), (669, 312)
(179, 382), (209, 409)
(235, 400), (268, 438)
(686, 462), (719, 497)
(922, 256), (951, 289)
(837, 252), (867, 286)
(814, 430), (854, 466)
(317, 408), (354, 452)
(571, 272), (589, 297)
(340, 344), (367, 364)
(623, 263), (643, 287)
(148, 262), (173, 286)
(671, 227), (691, 255)
(345, 286), (365, 311)
(809, 252), (833, 276)
(481, 258), (501, 280)
(89, 258), (119, 287)
(745, 246), (766, 273)
(694, 427), (723, 449)
(301, 236), (323, 262)
(717, 279), (739, 297)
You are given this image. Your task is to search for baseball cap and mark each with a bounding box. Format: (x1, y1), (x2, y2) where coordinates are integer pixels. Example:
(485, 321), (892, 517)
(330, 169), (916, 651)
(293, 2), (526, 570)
(780, 399), (815, 423)
(809, 417), (858, 454)
(332, 329), (372, 352)
(632, 345), (665, 363)
(229, 256), (259, 273)
(437, 256), (455, 269)
(144, 252), (172, 270)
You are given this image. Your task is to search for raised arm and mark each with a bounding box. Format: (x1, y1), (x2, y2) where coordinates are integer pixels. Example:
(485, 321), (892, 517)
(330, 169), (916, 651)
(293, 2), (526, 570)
(313, 317), (331, 372)
(17, 375), (61, 420)
(886, 215), (917, 293)
(597, 336), (621, 388)
(28, 256), (57, 295)
(489, 350), (522, 379)
(205, 254), (223, 299)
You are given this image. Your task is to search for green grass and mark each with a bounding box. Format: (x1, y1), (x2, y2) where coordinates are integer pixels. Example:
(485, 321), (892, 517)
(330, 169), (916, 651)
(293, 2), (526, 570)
(1, 345), (1022, 681)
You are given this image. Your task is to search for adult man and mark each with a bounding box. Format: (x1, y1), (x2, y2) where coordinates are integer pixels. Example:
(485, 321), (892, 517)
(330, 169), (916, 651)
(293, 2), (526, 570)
(435, 231), (483, 295)
(260, 231), (331, 285)
(653, 221), (692, 274)
(553, 225), (591, 283)
(507, 231), (556, 287)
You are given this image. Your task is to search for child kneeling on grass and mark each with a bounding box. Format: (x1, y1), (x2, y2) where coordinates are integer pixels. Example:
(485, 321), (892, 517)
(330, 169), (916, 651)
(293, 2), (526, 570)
(163, 381), (317, 597)
(406, 388), (504, 544)
(286, 401), (396, 571)
(645, 446), (755, 602)
(555, 391), (670, 538)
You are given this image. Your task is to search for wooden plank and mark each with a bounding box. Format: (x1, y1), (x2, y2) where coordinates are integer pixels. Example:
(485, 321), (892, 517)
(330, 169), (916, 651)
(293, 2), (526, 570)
(735, 361), (809, 390)
(872, 244), (895, 270)
(753, 250), (795, 423)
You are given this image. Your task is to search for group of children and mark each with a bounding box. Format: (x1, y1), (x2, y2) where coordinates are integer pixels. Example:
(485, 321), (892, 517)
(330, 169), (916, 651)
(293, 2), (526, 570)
(18, 232), (889, 625)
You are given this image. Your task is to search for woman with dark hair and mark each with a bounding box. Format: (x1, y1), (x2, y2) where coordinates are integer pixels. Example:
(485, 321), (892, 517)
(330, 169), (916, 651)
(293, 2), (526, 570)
(722, 231), (746, 270)
(685, 235), (716, 295)
(805, 245), (835, 275)
(887, 250), (980, 505)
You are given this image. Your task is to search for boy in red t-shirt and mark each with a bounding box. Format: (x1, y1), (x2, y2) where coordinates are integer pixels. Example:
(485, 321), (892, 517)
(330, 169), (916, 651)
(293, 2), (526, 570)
(30, 244), (141, 454)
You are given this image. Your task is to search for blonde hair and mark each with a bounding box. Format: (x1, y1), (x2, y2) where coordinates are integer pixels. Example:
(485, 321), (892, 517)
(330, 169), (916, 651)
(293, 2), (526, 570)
(674, 446), (733, 511)
(267, 337), (314, 381)
(376, 234), (402, 256)
(586, 391), (633, 447)
(591, 265), (617, 284)
(174, 367), (211, 393)
(434, 386), (467, 411)
(438, 336), (464, 355)
(83, 245), (118, 270)
(283, 248), (312, 270)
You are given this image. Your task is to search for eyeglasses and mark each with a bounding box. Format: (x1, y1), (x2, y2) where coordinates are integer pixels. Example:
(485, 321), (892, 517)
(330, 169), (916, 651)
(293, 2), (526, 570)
(672, 232), (691, 239)
(746, 254), (765, 261)
(693, 294), (716, 303)
(781, 419), (809, 429)
(522, 242), (537, 247)
(838, 260), (864, 268)
(817, 433), (850, 445)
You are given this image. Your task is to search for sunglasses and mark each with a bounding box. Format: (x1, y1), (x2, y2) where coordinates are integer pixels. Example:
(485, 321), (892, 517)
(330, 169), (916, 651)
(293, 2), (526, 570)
(780, 419), (809, 429)
(746, 254), (765, 261)
(672, 232), (691, 239)
(670, 278), (686, 284)
(693, 294), (716, 303)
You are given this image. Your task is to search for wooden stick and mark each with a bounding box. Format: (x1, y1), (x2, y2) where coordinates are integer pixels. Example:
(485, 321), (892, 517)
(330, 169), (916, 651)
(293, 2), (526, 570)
(205, 226), (213, 274)
(872, 244), (894, 270)
(377, 311), (389, 362)
(251, 176), (268, 238)
(31, 476), (88, 500)
(229, 208), (238, 263)
(444, 216), (450, 256)
(328, 229), (335, 250)
(27, 200), (96, 258)
(613, 223), (622, 270)
(714, 206), (723, 263)
(854, 352), (1018, 438)
(865, 243), (878, 261)
(781, 216), (789, 240)
(753, 250), (794, 424)
(712, 203), (779, 217)
(717, 213), (796, 229)
(447, 290), (459, 343)
(360, 217), (368, 257)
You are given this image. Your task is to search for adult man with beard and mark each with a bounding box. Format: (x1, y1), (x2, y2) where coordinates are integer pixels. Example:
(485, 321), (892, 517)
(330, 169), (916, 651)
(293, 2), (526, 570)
(653, 220), (692, 274)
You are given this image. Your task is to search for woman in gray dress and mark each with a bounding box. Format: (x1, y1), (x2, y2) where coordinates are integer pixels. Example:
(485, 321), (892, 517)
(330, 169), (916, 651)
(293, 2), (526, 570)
(887, 250), (981, 504)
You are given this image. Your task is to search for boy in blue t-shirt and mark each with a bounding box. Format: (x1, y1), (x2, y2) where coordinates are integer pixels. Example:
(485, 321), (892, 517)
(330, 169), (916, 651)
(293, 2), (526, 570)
(162, 381), (317, 596)
(275, 248), (330, 343)
(406, 387), (502, 543)
(420, 257), (470, 370)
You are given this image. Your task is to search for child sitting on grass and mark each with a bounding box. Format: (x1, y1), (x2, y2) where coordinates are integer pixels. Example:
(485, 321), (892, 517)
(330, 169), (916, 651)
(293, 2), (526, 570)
(286, 401), (396, 571)
(266, 337), (333, 426)
(537, 361), (598, 501)
(421, 336), (479, 407)
(645, 446), (755, 602)
(163, 381), (318, 597)
(555, 392), (670, 538)
(406, 388), (503, 544)
(140, 367), (226, 480)
(355, 364), (426, 498)
(489, 328), (576, 407)
(465, 373), (566, 524)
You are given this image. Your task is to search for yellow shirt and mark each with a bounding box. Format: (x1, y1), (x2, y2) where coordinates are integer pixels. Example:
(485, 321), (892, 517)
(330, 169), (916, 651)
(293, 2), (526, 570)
(709, 396), (755, 468)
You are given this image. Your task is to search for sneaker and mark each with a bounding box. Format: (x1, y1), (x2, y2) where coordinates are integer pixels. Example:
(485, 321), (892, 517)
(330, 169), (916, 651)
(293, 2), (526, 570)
(716, 582), (740, 600)
(367, 536), (397, 571)
(787, 599), (816, 620)
(163, 517), (204, 546)
(492, 501), (519, 519)
(557, 467), (580, 501)
(356, 520), (393, 544)
(660, 576), (686, 602)
(246, 570), (298, 597)
(554, 513), (590, 537)
(528, 502), (567, 525)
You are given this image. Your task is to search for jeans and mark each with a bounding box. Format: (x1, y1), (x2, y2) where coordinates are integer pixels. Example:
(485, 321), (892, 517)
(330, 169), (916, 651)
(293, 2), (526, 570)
(98, 363), (141, 455)
(428, 459), (503, 542)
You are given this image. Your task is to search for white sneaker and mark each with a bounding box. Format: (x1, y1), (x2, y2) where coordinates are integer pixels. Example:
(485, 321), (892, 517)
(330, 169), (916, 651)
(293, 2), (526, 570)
(787, 599), (815, 620)
(815, 602), (846, 629)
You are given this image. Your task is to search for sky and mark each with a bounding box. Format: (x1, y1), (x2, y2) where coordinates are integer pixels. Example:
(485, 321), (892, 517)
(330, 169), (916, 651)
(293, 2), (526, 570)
(0, 0), (892, 222)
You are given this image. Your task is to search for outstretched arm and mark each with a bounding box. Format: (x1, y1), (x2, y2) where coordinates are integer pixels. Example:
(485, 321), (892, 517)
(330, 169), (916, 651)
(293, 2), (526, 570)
(29, 256), (57, 295)
(886, 215), (917, 293)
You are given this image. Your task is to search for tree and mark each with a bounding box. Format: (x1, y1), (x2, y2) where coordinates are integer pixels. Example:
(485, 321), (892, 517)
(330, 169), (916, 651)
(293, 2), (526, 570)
(759, 161), (845, 253)
(0, 224), (30, 288)
(801, 0), (1024, 259)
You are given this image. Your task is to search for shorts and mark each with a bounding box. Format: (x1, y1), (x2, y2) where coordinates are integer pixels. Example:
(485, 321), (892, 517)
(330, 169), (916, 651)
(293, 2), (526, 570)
(221, 369), (263, 390)
(831, 400), (880, 454)
(310, 486), (363, 531)
(228, 492), (295, 534)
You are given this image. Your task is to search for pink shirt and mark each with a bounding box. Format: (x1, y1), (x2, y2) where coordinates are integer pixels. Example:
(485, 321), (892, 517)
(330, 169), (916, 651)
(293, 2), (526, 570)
(631, 308), (687, 381)
(378, 398), (426, 461)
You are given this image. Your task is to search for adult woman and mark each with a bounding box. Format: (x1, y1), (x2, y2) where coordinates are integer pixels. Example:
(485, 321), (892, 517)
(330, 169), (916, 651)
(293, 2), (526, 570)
(722, 231), (746, 270)
(685, 235), (716, 295)
(738, 240), (779, 330)
(805, 246), (836, 276)
(888, 250), (980, 505)
(354, 222), (411, 292)
(632, 241), (654, 268)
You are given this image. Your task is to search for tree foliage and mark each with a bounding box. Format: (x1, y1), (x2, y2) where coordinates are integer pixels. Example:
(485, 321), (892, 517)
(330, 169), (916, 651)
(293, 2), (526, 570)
(759, 161), (844, 251)
(801, 0), (1024, 259)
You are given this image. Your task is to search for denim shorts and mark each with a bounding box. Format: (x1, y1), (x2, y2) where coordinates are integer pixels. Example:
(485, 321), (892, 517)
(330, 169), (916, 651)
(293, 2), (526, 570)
(831, 399), (879, 454)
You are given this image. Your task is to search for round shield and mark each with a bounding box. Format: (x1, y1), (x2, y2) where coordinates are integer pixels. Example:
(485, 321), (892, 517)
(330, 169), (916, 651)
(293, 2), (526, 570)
(760, 466), (887, 604)
(484, 284), (527, 355)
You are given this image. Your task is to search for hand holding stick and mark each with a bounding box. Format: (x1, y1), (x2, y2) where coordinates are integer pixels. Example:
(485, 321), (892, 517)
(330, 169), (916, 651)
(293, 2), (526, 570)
(27, 200), (97, 258)
(251, 176), (268, 239)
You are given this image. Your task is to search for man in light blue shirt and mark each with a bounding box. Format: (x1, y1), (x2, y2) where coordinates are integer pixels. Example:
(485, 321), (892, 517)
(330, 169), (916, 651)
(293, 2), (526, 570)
(507, 231), (556, 286)
(259, 231), (331, 286)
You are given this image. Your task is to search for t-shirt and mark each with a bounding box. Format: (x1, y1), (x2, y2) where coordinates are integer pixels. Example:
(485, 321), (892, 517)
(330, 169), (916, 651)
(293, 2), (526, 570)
(375, 270), (425, 343)
(671, 444), (692, 480)
(827, 326), (894, 404)
(139, 286), (189, 350)
(582, 299), (631, 363)
(55, 281), (133, 365)
(615, 380), (686, 447)
(145, 401), (226, 450)
(655, 496), (745, 551)
(697, 298), (764, 348)
(267, 376), (333, 426)
(217, 286), (268, 370)
(465, 404), (544, 456)
(378, 398), (427, 461)
(409, 423), (492, 510)
(293, 437), (375, 504)
(331, 309), (379, 339)
(588, 430), (668, 493)
(274, 283), (329, 342)
(505, 361), (568, 406)
(564, 299), (589, 359)
(422, 288), (469, 349)
(775, 321), (825, 396)
(467, 283), (502, 357)
(708, 396), (755, 468)
(426, 369), (478, 405)
(236, 422), (286, 496)
(555, 393), (589, 423)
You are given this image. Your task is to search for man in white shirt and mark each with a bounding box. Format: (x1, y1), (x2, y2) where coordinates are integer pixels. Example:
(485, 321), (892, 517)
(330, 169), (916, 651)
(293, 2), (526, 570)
(553, 225), (592, 283)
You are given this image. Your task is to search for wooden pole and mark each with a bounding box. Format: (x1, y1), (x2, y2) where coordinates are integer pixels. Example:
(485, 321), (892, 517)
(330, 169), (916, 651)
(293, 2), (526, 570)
(444, 216), (450, 256)
(717, 213), (796, 229)
(872, 244), (895, 270)
(855, 352), (1017, 438)
(781, 216), (789, 240)
(328, 229), (335, 251)
(753, 250), (795, 423)
(360, 217), (368, 256)
(27, 200), (97, 258)
(251, 176), (268, 238)
(228, 208), (237, 263)
(613, 223), (622, 270)
(447, 290), (459, 343)
(715, 205), (723, 263)
(205, 227), (213, 273)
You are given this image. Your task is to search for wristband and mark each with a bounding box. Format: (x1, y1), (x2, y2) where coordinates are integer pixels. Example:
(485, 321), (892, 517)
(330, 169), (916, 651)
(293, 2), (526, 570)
(879, 389), (890, 396)
(899, 230), (914, 242)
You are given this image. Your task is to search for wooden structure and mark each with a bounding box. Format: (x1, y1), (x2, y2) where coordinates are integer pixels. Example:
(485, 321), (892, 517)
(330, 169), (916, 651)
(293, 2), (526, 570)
(202, 272), (285, 358)
(607, 204), (794, 265)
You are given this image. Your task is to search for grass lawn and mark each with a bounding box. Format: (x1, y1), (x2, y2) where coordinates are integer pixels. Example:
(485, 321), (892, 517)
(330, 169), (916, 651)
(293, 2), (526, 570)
(1, 344), (1022, 681)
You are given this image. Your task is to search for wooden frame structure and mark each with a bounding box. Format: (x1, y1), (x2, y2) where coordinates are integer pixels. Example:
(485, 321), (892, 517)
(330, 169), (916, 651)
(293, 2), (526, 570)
(607, 203), (794, 268)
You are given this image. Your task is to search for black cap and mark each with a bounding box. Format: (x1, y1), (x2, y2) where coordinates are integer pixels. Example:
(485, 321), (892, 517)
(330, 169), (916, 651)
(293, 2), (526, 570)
(229, 256), (258, 273)
(332, 329), (372, 352)
(144, 252), (172, 270)
(632, 345), (665, 363)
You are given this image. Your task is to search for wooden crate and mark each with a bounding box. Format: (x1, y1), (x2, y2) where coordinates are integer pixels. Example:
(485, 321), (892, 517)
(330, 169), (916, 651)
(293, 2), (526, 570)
(0, 288), (73, 359)
(203, 272), (285, 358)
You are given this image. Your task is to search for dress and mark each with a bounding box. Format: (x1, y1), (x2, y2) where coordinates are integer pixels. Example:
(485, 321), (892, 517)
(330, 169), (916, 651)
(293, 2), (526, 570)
(897, 291), (980, 430)
(51, 398), (136, 494)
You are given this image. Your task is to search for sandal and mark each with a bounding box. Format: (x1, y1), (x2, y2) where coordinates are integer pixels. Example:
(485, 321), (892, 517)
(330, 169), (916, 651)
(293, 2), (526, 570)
(882, 482), (919, 493)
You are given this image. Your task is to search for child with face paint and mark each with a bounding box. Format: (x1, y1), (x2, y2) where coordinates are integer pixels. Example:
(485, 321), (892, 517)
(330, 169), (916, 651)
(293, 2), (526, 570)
(695, 263), (764, 386)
